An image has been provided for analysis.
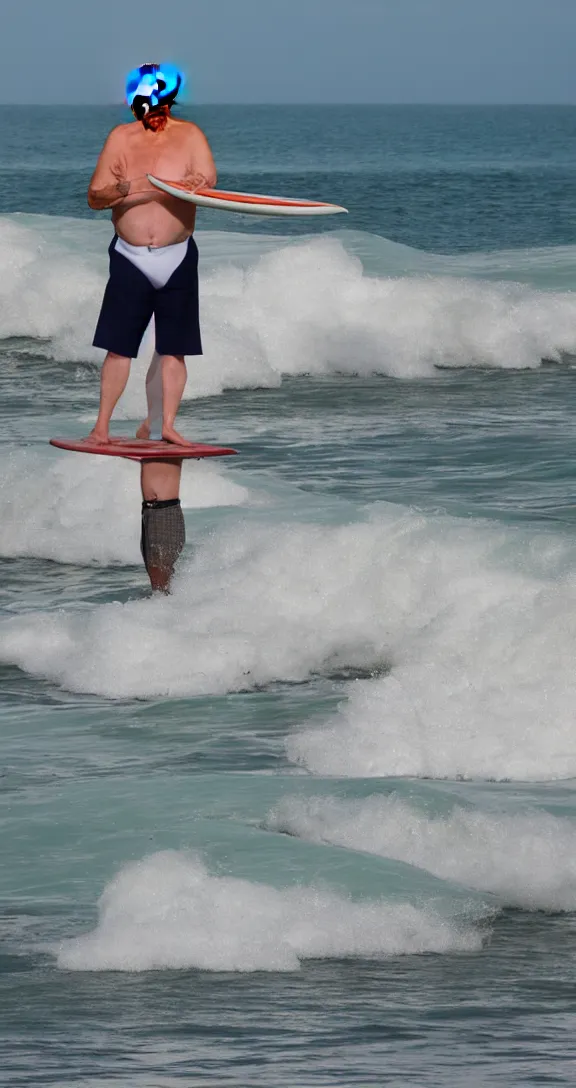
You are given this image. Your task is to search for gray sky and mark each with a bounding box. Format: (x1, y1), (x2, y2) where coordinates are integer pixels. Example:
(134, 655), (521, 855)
(6, 0), (576, 104)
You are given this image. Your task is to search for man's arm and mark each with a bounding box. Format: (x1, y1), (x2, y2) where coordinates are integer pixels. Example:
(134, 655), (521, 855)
(87, 127), (157, 210)
(180, 126), (217, 191)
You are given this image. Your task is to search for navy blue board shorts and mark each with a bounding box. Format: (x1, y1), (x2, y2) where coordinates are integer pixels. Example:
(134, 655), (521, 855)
(93, 235), (203, 359)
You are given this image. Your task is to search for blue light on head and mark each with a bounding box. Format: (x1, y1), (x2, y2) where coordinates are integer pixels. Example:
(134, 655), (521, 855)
(157, 64), (185, 99)
(126, 63), (185, 110)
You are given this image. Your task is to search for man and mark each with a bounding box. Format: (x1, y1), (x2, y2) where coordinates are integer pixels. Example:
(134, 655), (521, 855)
(87, 62), (217, 445)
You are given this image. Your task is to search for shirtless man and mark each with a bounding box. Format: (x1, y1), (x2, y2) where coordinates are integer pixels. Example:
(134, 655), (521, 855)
(87, 63), (217, 445)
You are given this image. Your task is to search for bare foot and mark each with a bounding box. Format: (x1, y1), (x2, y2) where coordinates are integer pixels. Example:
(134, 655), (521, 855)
(136, 420), (150, 440)
(161, 425), (194, 446)
(86, 429), (110, 445)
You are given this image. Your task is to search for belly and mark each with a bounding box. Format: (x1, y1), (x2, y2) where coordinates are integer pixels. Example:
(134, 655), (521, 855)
(112, 200), (197, 246)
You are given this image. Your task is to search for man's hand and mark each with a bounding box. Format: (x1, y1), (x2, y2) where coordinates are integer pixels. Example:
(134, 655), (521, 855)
(111, 162), (130, 198)
(124, 175), (156, 194)
(180, 169), (209, 193)
(89, 155), (132, 208)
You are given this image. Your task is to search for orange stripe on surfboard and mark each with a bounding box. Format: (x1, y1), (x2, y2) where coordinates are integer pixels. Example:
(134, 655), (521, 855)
(157, 180), (335, 208)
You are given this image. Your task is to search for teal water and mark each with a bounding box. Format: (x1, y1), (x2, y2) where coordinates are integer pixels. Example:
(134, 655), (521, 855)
(2, 107), (576, 1085)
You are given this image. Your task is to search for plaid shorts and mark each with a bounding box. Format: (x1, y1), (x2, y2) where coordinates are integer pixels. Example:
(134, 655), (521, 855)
(140, 498), (185, 572)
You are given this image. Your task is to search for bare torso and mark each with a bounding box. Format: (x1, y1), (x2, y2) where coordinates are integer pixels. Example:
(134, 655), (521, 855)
(88, 117), (217, 247)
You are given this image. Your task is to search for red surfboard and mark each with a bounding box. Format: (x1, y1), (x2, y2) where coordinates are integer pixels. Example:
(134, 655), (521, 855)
(147, 175), (348, 217)
(50, 437), (237, 461)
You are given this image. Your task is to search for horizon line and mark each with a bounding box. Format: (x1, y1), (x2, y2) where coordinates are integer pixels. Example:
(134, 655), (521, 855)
(6, 101), (575, 108)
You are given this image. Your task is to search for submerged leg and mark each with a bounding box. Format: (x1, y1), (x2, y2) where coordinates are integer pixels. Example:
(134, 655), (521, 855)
(89, 352), (131, 443)
(140, 459), (184, 592)
(140, 501), (186, 592)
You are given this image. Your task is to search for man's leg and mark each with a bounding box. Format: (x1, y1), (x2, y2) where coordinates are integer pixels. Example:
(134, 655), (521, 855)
(136, 351), (163, 440)
(154, 238), (202, 446)
(92, 238), (156, 443)
(89, 353), (131, 443)
(140, 459), (184, 592)
(161, 355), (189, 445)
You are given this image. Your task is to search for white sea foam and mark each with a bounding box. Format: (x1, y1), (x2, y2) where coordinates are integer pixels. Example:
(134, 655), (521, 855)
(0, 448), (249, 565)
(0, 217), (106, 358)
(3, 216), (576, 415)
(1, 505), (576, 780)
(267, 796), (576, 912)
(192, 238), (576, 384)
(56, 850), (481, 972)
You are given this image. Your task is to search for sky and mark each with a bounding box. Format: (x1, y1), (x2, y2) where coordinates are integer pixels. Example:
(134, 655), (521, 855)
(6, 0), (576, 105)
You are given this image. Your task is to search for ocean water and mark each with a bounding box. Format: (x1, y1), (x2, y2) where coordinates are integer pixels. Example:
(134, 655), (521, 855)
(2, 105), (576, 1085)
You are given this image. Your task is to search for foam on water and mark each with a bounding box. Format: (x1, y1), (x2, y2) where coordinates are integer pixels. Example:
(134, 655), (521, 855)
(1, 504), (576, 780)
(191, 238), (576, 388)
(56, 850), (482, 972)
(267, 796), (576, 912)
(4, 110), (576, 1086)
(3, 216), (576, 417)
(0, 449), (249, 565)
(0, 217), (105, 359)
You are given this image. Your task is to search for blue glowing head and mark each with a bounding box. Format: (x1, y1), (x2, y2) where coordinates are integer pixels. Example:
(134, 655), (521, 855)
(125, 63), (184, 119)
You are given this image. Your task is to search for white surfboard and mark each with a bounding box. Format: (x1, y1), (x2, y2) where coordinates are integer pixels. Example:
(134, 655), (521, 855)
(147, 175), (348, 217)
